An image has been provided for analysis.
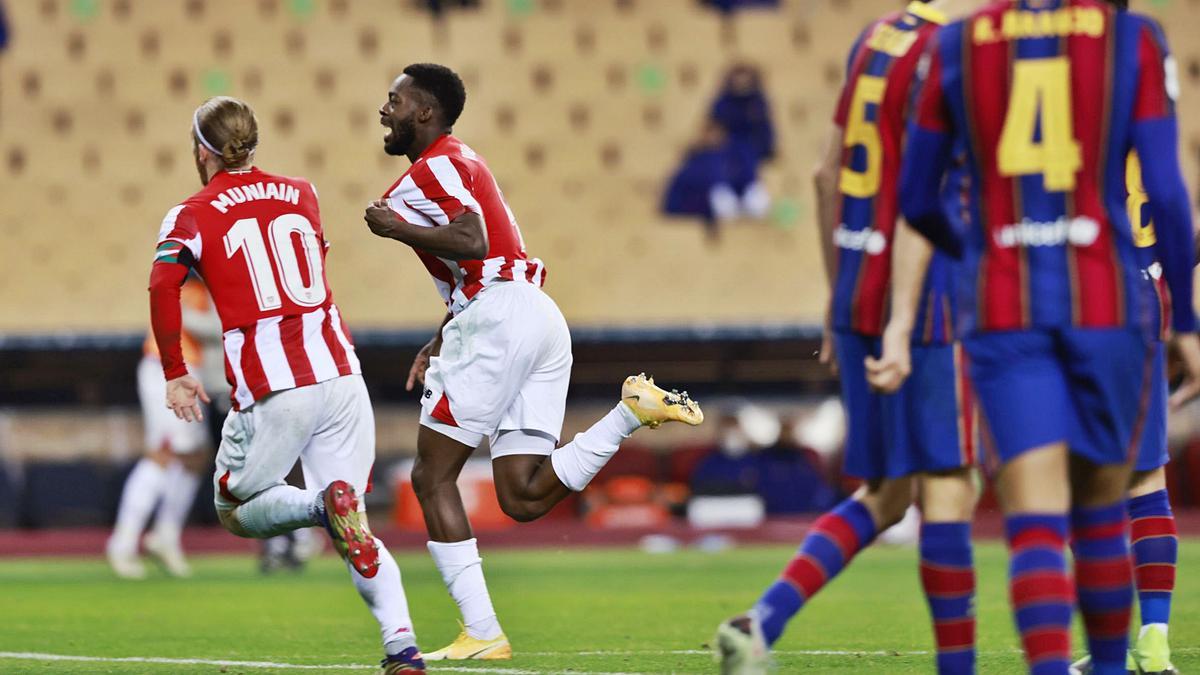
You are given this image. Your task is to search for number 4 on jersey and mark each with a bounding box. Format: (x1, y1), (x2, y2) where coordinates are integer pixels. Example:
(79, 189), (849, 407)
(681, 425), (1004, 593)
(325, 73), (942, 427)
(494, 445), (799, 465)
(997, 58), (1082, 192)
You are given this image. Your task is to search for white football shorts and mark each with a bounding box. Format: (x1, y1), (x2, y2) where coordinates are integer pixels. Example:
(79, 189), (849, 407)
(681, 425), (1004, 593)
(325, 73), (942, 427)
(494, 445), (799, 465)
(213, 374), (375, 512)
(420, 281), (572, 457)
(137, 356), (210, 455)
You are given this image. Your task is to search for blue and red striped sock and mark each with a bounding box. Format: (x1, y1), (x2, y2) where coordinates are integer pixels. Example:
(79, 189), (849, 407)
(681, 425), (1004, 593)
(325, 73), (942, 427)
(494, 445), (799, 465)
(1071, 502), (1133, 675)
(1005, 513), (1072, 675)
(920, 521), (975, 675)
(1128, 489), (1176, 628)
(753, 498), (876, 646)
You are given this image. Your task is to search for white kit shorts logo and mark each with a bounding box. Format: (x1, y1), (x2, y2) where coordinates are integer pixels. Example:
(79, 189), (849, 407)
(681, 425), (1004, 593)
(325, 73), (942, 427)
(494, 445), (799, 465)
(834, 225), (888, 255)
(993, 216), (1100, 249)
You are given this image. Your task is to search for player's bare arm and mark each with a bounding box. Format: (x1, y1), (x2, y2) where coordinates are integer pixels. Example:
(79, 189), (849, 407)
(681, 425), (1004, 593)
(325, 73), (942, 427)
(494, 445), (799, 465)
(865, 222), (931, 394)
(407, 312), (453, 391)
(813, 123), (844, 373)
(364, 200), (488, 260)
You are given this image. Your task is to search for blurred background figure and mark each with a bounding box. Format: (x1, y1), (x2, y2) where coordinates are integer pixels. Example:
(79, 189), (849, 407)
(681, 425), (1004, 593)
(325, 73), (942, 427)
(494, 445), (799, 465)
(662, 62), (774, 240)
(689, 405), (839, 514)
(699, 0), (781, 14)
(710, 63), (775, 166)
(755, 414), (837, 515)
(107, 275), (224, 579)
(662, 119), (770, 240)
(688, 407), (761, 497)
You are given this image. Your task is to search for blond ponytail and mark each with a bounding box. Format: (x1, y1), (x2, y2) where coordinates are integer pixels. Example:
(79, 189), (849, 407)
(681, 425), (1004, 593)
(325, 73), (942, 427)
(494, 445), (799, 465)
(193, 96), (258, 168)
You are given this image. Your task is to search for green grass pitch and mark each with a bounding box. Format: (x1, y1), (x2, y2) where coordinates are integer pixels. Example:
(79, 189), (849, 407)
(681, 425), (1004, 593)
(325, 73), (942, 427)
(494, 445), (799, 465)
(1, 542), (1195, 673)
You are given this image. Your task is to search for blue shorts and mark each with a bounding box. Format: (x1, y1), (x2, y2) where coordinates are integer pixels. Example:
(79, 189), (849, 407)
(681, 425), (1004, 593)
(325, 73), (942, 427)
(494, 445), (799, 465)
(835, 332), (974, 480)
(1135, 342), (1168, 472)
(964, 328), (1152, 467)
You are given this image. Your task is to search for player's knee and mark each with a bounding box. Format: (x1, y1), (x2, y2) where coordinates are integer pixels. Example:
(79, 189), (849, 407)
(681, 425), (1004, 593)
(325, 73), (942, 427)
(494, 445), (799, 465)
(217, 506), (252, 538)
(410, 460), (437, 500)
(496, 493), (545, 523)
(861, 478), (913, 528)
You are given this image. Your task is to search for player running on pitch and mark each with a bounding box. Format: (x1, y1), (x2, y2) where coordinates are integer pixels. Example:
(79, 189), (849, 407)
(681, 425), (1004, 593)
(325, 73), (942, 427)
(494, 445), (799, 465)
(108, 276), (223, 579)
(715, 2), (983, 673)
(869, 1), (1200, 673)
(364, 63), (703, 661)
(150, 96), (426, 674)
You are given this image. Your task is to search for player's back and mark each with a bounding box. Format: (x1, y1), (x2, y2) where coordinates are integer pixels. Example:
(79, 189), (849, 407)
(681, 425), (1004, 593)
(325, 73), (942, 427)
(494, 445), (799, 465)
(916, 0), (1168, 333)
(830, 2), (953, 342)
(157, 167), (360, 409)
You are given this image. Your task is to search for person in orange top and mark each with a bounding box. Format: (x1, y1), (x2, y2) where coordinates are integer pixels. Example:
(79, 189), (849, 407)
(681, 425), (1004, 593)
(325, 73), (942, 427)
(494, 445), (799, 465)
(107, 276), (225, 579)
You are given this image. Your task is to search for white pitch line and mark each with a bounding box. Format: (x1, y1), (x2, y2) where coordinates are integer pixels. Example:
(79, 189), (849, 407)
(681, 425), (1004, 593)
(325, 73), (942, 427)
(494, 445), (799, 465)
(6, 647), (1196, 673)
(0, 651), (640, 675)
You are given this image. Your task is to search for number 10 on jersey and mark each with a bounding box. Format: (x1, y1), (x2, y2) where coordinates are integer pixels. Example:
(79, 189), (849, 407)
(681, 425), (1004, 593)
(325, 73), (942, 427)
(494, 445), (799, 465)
(224, 214), (328, 311)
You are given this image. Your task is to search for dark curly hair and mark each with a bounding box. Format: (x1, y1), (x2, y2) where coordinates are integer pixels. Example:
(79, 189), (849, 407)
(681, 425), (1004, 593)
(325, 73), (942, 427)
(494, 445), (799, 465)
(403, 63), (467, 128)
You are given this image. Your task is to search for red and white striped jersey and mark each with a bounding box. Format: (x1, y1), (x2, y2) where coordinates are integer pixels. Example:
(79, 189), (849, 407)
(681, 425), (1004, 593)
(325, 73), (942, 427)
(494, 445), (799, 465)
(154, 167), (361, 411)
(382, 134), (546, 314)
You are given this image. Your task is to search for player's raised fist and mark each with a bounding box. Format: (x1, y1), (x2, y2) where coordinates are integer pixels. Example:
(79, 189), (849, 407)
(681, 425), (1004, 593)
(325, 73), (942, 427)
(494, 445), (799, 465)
(364, 199), (398, 238)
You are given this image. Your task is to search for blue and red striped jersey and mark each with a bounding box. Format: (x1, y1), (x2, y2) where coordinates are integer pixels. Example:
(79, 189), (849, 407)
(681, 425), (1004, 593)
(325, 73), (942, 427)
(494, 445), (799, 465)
(901, 0), (1195, 337)
(829, 2), (956, 343)
(1126, 151), (1171, 341)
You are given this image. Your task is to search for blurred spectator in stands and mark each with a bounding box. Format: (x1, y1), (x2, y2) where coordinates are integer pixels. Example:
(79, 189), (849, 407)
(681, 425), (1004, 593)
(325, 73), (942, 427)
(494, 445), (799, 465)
(755, 414), (839, 514)
(689, 409), (760, 495)
(700, 0), (780, 14)
(711, 63), (775, 164)
(662, 119), (770, 240)
(422, 0), (479, 17)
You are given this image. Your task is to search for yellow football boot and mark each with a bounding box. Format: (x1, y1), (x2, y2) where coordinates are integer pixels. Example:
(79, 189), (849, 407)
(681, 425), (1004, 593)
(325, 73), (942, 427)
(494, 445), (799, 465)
(621, 373), (704, 428)
(423, 627), (512, 661)
(1133, 625), (1177, 675)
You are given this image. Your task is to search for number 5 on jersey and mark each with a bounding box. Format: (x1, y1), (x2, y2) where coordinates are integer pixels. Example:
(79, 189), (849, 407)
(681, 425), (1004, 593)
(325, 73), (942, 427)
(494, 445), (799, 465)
(225, 214), (328, 311)
(840, 75), (886, 198)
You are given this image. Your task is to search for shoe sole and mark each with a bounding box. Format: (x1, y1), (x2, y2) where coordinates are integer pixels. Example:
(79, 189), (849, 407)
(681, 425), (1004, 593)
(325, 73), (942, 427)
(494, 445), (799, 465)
(322, 481), (380, 578)
(623, 378), (704, 428)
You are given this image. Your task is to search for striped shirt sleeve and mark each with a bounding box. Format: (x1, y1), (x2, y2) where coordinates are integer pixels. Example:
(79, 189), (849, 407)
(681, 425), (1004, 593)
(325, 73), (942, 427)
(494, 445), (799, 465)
(154, 204), (202, 265)
(1132, 19), (1176, 123)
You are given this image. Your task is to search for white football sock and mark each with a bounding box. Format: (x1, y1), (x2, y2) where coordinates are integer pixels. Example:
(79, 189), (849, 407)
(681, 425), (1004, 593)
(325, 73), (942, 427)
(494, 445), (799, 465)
(349, 537), (417, 654)
(550, 403), (641, 491)
(110, 458), (168, 553)
(427, 538), (502, 640)
(234, 485), (317, 538)
(152, 461), (201, 546)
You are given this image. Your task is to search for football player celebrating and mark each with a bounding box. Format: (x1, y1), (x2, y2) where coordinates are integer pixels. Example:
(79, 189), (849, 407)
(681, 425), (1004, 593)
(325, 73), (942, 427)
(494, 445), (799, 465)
(870, 1), (1200, 673)
(150, 97), (426, 674)
(366, 63), (703, 661)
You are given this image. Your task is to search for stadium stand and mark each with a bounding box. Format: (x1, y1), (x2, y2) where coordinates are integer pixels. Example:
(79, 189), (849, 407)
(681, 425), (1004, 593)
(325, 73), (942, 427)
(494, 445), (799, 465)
(3, 0), (1194, 333)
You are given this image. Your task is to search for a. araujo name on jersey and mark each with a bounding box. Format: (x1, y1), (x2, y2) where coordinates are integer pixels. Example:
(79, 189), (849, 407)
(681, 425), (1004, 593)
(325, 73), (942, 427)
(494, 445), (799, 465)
(993, 216), (1100, 249)
(834, 225), (887, 255)
(209, 181), (303, 214)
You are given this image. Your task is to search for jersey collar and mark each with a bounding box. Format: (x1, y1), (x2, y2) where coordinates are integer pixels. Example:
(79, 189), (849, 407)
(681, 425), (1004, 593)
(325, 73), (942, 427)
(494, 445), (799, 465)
(906, 1), (948, 25)
(418, 134), (454, 162)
